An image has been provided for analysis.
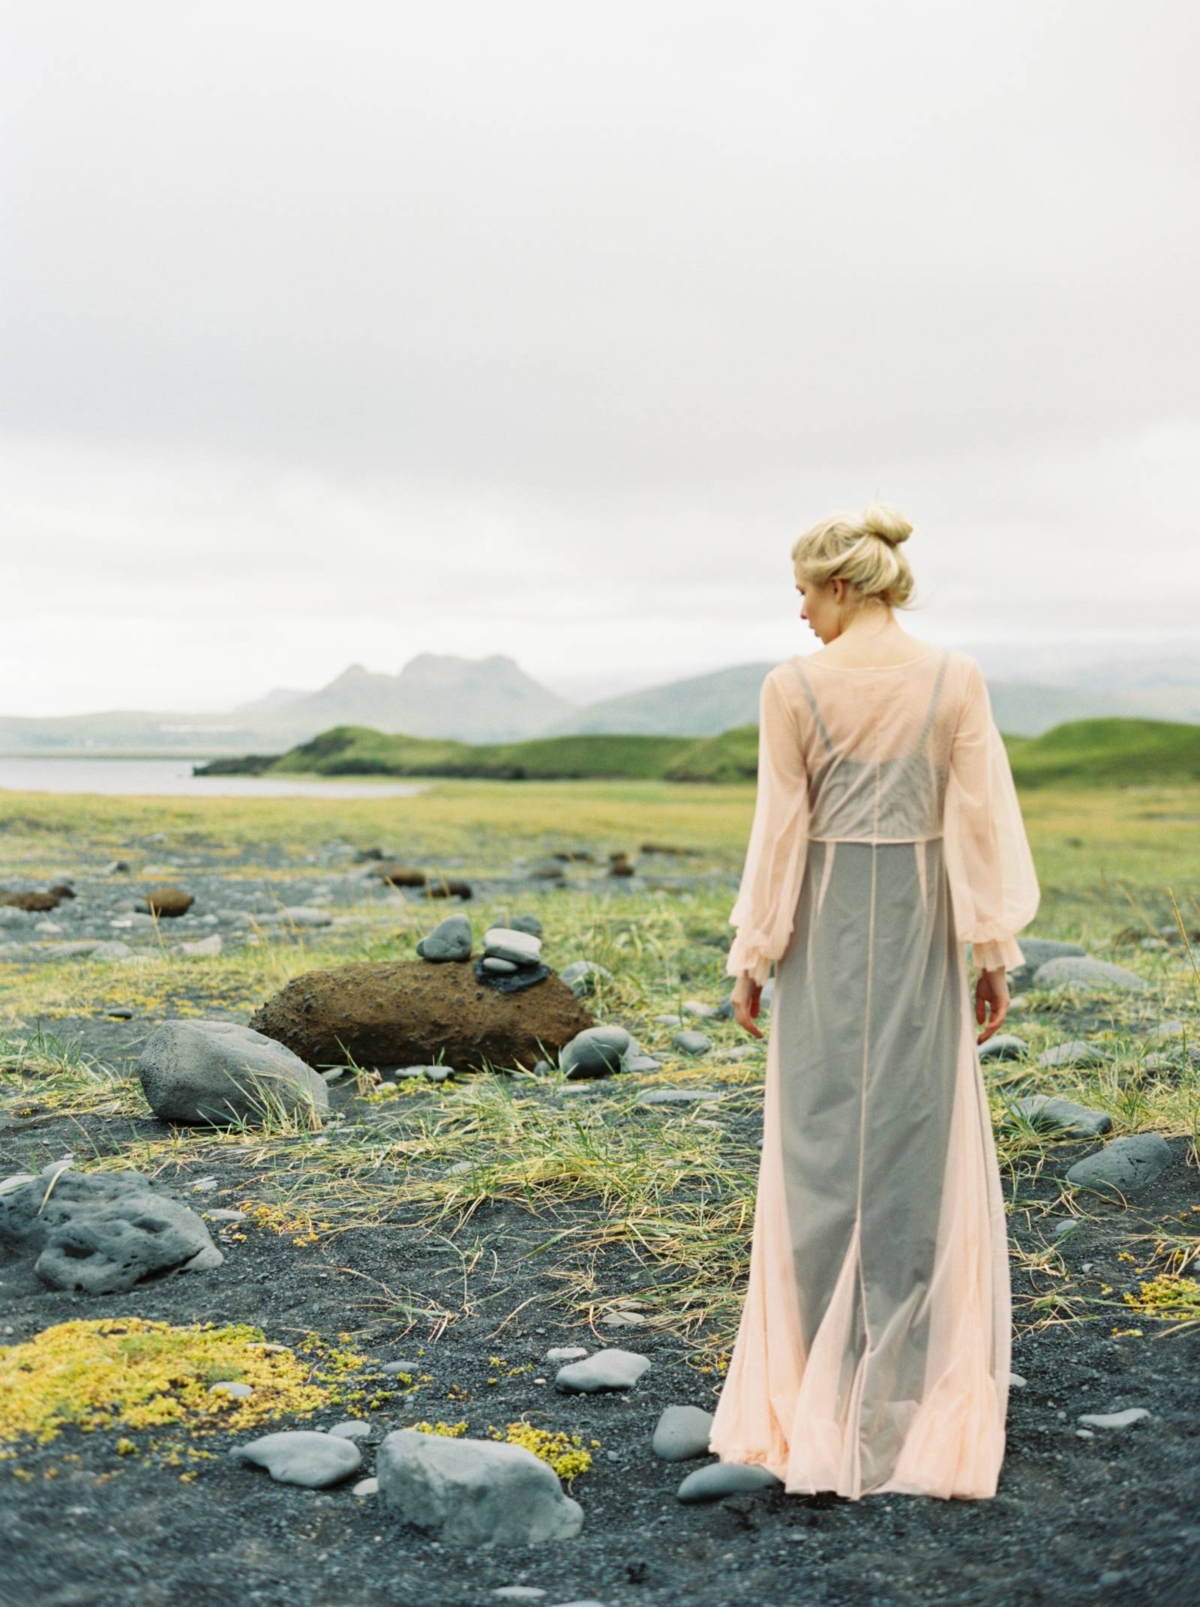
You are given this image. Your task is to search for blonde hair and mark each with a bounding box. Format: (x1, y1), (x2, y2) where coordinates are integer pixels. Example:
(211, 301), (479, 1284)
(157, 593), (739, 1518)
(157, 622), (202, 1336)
(791, 502), (916, 610)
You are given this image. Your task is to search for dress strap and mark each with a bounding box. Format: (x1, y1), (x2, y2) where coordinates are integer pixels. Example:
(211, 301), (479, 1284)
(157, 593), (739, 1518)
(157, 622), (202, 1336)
(789, 662), (836, 755)
(915, 649), (951, 749)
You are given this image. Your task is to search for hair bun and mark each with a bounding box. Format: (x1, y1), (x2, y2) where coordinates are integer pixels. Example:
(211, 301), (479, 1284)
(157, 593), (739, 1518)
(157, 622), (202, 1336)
(862, 503), (912, 546)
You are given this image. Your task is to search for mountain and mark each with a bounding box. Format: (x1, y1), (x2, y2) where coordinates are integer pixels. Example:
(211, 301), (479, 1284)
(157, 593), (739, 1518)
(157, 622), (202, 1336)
(6, 648), (1200, 757)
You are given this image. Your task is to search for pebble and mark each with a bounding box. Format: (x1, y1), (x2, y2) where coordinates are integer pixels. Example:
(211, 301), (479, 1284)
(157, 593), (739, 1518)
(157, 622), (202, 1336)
(554, 1348), (650, 1393)
(352, 1476), (379, 1497)
(328, 1420), (372, 1440)
(560, 1025), (631, 1080)
(416, 914), (473, 961)
(209, 1381), (253, 1399)
(559, 960), (612, 997)
(482, 926), (543, 967)
(379, 1360), (423, 1376)
(1038, 1040), (1109, 1069)
(545, 1346), (588, 1363)
(639, 1088), (723, 1105)
(1031, 956), (1148, 993)
(624, 1054), (664, 1073)
(977, 1034), (1029, 1061)
(482, 957), (519, 974)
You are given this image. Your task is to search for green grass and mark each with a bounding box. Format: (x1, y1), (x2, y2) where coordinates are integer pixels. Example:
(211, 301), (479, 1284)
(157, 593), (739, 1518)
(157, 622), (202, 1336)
(1007, 717), (1200, 788)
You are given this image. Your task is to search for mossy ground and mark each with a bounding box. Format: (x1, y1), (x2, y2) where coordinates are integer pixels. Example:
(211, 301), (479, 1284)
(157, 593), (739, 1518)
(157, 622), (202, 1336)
(1, 777), (1198, 1607)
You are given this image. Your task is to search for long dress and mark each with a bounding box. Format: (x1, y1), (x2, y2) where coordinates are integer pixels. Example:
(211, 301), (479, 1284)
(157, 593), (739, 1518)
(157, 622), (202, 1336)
(707, 645), (1040, 1501)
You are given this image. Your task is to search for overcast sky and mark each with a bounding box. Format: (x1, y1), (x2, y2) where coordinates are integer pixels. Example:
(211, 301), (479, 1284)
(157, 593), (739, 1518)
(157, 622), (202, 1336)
(2, 1), (1198, 715)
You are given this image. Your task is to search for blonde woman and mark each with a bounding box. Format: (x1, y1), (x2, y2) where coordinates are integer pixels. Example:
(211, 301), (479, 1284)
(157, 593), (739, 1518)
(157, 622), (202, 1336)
(708, 504), (1039, 1501)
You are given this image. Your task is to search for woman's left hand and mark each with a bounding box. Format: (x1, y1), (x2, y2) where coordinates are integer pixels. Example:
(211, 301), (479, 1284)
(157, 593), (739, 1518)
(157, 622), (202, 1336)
(975, 966), (1009, 1044)
(732, 972), (764, 1038)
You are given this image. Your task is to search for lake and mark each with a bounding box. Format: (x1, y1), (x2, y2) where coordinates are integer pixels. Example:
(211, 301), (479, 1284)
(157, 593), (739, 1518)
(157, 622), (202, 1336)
(0, 757), (430, 799)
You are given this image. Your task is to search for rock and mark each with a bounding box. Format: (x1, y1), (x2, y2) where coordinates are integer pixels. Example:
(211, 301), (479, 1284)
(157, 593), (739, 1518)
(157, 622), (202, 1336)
(1017, 938), (1087, 969)
(712, 1045), (759, 1063)
(652, 1405), (715, 1461)
(977, 1034), (1029, 1061)
(91, 940), (134, 960)
(1004, 1096), (1113, 1138)
(379, 1360), (423, 1377)
(1037, 1040), (1110, 1069)
(483, 957), (519, 975)
(558, 960), (613, 998)
(509, 914), (543, 937)
(257, 906), (333, 928)
(483, 927), (543, 967)
(375, 1429), (584, 1546)
(250, 960), (593, 1075)
(681, 1000), (721, 1019)
(354, 1476), (379, 1496)
(138, 885), (194, 918)
(1077, 1408), (1151, 1430)
(676, 1462), (783, 1501)
(416, 914), (473, 961)
(559, 1025), (631, 1080)
(473, 958), (553, 994)
(231, 1431), (361, 1488)
(33, 920), (63, 936)
(137, 1019), (329, 1126)
(639, 1088), (723, 1105)
(554, 1348), (650, 1393)
(0, 1163), (223, 1295)
(672, 1031), (711, 1056)
(1065, 1134), (1173, 1197)
(544, 1346), (588, 1363)
(209, 1381), (253, 1399)
(328, 1420), (372, 1440)
(624, 1054), (664, 1073)
(653, 1014), (684, 1027)
(1032, 957), (1148, 993)
(179, 934), (223, 958)
(0, 889), (63, 912)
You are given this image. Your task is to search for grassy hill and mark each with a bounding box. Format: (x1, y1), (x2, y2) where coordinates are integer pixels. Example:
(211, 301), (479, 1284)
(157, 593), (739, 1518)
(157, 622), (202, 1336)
(196, 714), (1200, 787)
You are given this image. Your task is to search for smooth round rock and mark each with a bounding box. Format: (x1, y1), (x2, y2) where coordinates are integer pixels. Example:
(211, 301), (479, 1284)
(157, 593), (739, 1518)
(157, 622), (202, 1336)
(977, 1034), (1029, 1062)
(509, 914), (544, 937)
(652, 1405), (715, 1461)
(482, 927), (543, 967)
(560, 1025), (631, 1080)
(483, 957), (518, 975)
(554, 1347), (650, 1393)
(231, 1431), (362, 1488)
(676, 1462), (783, 1502)
(1038, 1040), (1110, 1069)
(1032, 957), (1148, 993)
(416, 914), (473, 962)
(1065, 1133), (1173, 1196)
(672, 1031), (711, 1056)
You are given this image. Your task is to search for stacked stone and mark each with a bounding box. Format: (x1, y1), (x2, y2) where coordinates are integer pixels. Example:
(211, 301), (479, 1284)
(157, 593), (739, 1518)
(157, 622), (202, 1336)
(480, 925), (542, 975)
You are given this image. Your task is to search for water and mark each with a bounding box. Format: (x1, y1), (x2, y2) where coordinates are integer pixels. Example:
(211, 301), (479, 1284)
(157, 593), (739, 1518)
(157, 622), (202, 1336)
(0, 757), (429, 800)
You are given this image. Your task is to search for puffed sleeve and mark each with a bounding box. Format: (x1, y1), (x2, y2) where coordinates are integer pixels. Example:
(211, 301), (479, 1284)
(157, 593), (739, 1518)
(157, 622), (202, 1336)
(943, 658), (1040, 971)
(726, 668), (810, 985)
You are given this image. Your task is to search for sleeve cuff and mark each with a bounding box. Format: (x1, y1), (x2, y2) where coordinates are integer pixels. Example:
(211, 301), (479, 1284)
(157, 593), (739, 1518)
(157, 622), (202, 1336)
(725, 932), (773, 987)
(971, 933), (1026, 972)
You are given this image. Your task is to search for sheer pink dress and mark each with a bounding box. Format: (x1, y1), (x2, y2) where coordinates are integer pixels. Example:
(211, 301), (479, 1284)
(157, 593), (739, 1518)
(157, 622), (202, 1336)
(708, 646), (1040, 1501)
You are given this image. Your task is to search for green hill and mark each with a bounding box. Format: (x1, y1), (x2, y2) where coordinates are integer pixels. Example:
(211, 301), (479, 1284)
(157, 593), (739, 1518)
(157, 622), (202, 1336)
(195, 714), (1200, 787)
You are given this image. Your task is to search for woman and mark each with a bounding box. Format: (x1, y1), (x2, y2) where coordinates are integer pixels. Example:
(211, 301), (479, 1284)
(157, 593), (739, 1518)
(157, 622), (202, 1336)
(707, 503), (1039, 1502)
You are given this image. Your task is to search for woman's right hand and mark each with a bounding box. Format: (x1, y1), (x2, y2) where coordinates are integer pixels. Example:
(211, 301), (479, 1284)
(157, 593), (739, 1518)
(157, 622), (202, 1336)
(975, 965), (1010, 1044)
(732, 971), (764, 1038)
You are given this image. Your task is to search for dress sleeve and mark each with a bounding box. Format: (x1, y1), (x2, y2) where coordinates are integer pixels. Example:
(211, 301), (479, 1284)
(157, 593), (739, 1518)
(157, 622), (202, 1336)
(943, 658), (1040, 971)
(726, 668), (810, 986)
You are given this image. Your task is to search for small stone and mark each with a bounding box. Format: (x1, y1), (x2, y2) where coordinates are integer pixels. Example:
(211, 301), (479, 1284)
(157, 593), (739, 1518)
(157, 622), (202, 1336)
(482, 926), (543, 967)
(681, 1000), (720, 1019)
(554, 1348), (650, 1393)
(672, 1031), (711, 1056)
(353, 1476), (379, 1497)
(560, 1025), (631, 1080)
(231, 1430), (361, 1488)
(545, 1346), (588, 1363)
(1037, 1040), (1110, 1069)
(676, 1462), (783, 1501)
(1032, 956), (1148, 993)
(639, 1088), (723, 1105)
(179, 934), (222, 958)
(482, 957), (519, 975)
(328, 1420), (372, 1440)
(559, 960), (612, 997)
(624, 1054), (664, 1073)
(652, 1405), (715, 1461)
(209, 1381), (253, 1399)
(508, 914), (543, 937)
(379, 1360), (422, 1377)
(416, 914), (473, 962)
(1005, 1096), (1113, 1139)
(1077, 1407), (1151, 1430)
(978, 1034), (1029, 1061)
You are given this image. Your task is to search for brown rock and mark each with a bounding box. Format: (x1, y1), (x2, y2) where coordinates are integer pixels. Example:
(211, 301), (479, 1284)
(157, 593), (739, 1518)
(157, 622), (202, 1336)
(0, 891), (62, 912)
(608, 853), (636, 878)
(249, 960), (595, 1074)
(425, 878), (472, 899)
(142, 885), (195, 917)
(48, 883), (77, 899)
(368, 864), (427, 887)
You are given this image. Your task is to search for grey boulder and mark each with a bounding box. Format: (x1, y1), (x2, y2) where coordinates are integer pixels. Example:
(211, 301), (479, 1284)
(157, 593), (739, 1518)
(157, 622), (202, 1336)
(0, 1163), (223, 1295)
(231, 1431), (361, 1487)
(672, 1031), (711, 1056)
(1066, 1133), (1173, 1196)
(375, 1429), (583, 1546)
(138, 1019), (328, 1126)
(677, 1462), (783, 1501)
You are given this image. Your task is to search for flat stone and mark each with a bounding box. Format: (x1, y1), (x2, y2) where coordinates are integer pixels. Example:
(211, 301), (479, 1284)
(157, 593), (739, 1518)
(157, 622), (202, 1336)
(179, 934), (222, 958)
(681, 1001), (721, 1019)
(1077, 1408), (1151, 1430)
(652, 1405), (715, 1461)
(209, 1381), (253, 1399)
(978, 1034), (1029, 1062)
(558, 960), (613, 997)
(554, 1348), (650, 1393)
(676, 1462), (783, 1501)
(1005, 1096), (1113, 1138)
(328, 1420), (372, 1440)
(544, 1346), (589, 1362)
(231, 1431), (362, 1488)
(482, 926), (543, 967)
(379, 1360), (423, 1377)
(1066, 1133), (1173, 1196)
(624, 1054), (664, 1073)
(483, 957), (519, 974)
(1016, 938), (1087, 968)
(639, 1088), (723, 1105)
(375, 1429), (583, 1546)
(508, 914), (544, 937)
(1038, 1040), (1110, 1069)
(353, 1476), (379, 1497)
